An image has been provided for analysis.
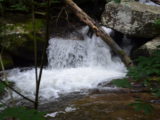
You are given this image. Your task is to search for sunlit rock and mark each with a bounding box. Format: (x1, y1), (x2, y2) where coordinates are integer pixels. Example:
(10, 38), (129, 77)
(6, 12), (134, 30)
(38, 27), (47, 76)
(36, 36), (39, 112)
(101, 1), (160, 38)
(132, 36), (160, 57)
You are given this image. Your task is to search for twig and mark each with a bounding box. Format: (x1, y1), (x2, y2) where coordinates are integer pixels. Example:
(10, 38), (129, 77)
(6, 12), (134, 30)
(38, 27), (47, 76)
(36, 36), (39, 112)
(35, 0), (50, 110)
(0, 79), (35, 104)
(64, 8), (70, 24)
(56, 7), (65, 26)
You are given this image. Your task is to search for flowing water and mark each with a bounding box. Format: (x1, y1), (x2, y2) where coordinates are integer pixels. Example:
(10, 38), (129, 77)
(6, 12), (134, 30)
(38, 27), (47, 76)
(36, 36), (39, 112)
(3, 0), (159, 104)
(3, 26), (127, 103)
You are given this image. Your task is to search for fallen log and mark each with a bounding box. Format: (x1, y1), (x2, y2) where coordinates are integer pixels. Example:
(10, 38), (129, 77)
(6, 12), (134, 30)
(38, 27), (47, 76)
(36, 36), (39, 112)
(65, 0), (133, 67)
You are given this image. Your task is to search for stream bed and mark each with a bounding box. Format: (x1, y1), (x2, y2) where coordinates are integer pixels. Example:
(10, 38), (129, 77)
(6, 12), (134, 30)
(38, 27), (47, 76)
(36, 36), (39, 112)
(44, 89), (160, 120)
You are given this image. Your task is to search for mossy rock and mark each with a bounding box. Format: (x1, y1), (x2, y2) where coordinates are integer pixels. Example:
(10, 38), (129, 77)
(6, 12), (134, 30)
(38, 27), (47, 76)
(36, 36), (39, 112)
(0, 18), (46, 63)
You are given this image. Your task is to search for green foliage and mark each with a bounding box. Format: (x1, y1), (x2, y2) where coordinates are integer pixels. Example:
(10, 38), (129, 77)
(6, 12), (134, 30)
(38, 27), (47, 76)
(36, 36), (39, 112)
(151, 87), (160, 97)
(113, 0), (121, 3)
(112, 48), (160, 113)
(129, 100), (154, 114)
(112, 78), (132, 88)
(0, 0), (61, 13)
(10, 3), (29, 12)
(0, 81), (6, 93)
(155, 19), (160, 25)
(127, 50), (160, 81)
(0, 0), (31, 12)
(24, 19), (44, 32)
(0, 107), (47, 120)
(154, 19), (160, 29)
(127, 50), (160, 94)
(154, 19), (160, 25)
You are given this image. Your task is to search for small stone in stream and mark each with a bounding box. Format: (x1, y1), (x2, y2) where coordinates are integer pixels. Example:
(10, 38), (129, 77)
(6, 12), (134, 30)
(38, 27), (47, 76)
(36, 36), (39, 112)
(98, 81), (116, 87)
(150, 100), (160, 104)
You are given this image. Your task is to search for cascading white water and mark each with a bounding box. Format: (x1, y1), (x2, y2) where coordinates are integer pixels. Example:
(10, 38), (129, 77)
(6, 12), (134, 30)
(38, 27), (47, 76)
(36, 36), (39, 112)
(4, 26), (127, 102)
(48, 27), (117, 69)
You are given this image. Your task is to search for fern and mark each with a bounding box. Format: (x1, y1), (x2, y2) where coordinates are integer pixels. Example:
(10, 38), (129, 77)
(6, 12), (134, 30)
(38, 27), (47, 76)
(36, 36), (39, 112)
(112, 49), (160, 113)
(128, 50), (160, 80)
(129, 100), (154, 114)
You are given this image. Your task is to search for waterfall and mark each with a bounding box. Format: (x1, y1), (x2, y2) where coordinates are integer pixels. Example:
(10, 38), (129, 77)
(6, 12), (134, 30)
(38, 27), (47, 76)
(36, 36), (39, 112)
(4, 26), (127, 102)
(48, 27), (116, 69)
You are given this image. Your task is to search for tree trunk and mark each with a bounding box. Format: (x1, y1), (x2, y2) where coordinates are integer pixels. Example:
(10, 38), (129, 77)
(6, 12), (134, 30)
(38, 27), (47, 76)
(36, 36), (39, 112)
(65, 0), (133, 67)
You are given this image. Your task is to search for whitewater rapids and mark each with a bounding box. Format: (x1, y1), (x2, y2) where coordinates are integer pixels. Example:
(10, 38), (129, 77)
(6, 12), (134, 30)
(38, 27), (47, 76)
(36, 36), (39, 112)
(4, 26), (127, 102)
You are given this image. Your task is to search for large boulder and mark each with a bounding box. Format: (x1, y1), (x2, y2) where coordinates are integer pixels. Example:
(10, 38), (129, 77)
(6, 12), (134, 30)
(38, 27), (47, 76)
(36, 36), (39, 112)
(132, 36), (160, 58)
(101, 1), (160, 38)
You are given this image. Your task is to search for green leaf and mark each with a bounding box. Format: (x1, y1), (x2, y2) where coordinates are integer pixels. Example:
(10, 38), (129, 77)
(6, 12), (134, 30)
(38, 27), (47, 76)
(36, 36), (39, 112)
(129, 100), (154, 114)
(112, 79), (132, 88)
(0, 107), (47, 120)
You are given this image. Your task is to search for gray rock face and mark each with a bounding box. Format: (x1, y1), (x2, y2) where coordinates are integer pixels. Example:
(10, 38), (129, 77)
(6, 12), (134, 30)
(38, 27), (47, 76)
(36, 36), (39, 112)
(101, 1), (160, 38)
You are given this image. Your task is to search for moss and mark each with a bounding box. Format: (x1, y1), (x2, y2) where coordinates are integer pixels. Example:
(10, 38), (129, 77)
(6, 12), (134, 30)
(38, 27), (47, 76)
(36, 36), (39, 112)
(117, 50), (125, 56)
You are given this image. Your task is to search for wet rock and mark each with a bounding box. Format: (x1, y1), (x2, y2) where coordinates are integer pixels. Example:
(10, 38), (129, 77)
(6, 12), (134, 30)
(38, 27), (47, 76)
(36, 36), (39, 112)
(98, 81), (116, 87)
(150, 99), (160, 104)
(132, 36), (160, 57)
(101, 1), (160, 38)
